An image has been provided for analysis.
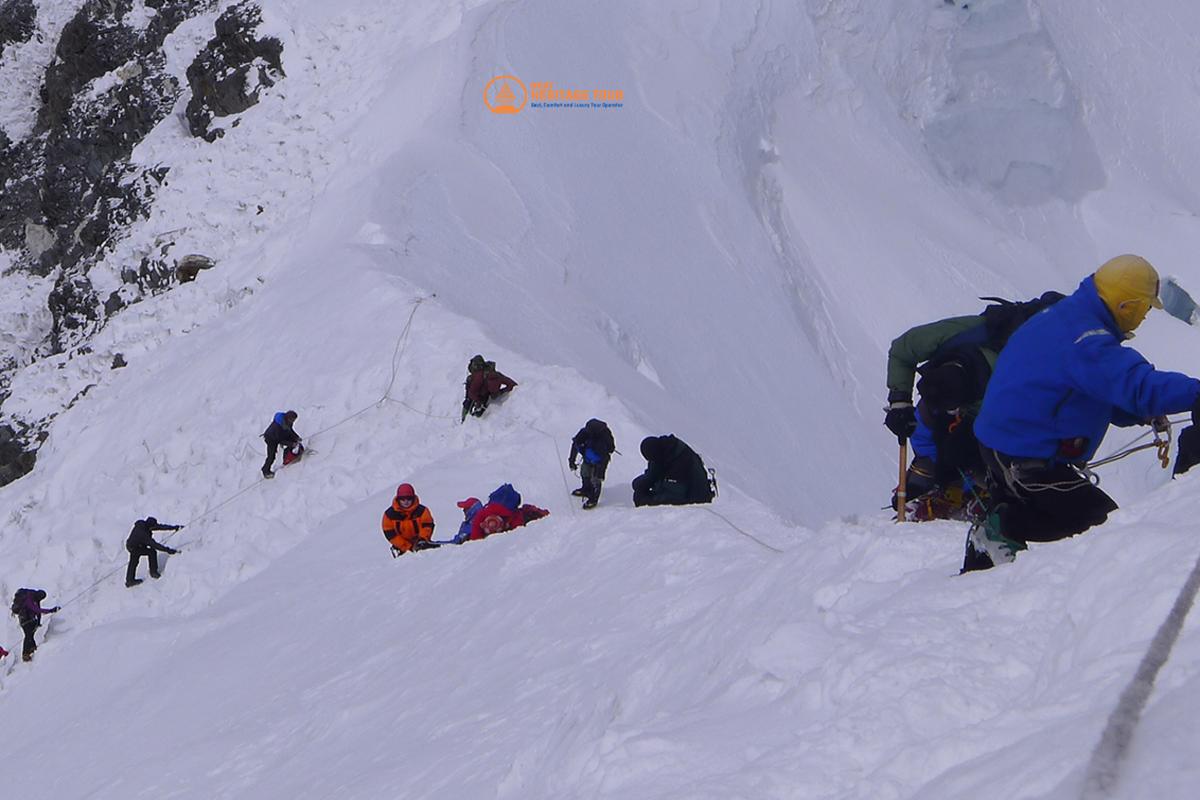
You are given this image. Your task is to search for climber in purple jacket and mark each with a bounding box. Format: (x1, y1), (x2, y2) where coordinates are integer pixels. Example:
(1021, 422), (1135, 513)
(11, 588), (60, 663)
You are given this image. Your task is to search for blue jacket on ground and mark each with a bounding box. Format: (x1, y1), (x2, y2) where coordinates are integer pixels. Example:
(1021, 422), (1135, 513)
(975, 277), (1200, 462)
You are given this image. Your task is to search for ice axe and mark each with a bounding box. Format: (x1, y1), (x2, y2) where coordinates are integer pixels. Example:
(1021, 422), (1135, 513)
(896, 440), (908, 522)
(1160, 276), (1199, 325)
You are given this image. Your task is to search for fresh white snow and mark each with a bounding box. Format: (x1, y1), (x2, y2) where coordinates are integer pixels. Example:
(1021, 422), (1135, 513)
(3, 0), (1200, 797)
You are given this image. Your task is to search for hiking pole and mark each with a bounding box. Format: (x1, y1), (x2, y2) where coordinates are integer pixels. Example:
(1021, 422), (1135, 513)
(896, 440), (908, 522)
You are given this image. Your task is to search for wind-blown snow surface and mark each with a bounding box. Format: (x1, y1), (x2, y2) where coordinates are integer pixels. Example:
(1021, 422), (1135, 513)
(5, 0), (1200, 797)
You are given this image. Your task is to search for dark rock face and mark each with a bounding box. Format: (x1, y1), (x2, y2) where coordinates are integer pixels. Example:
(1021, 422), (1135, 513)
(0, 423), (38, 487)
(0, 1), (283, 487)
(0, 1), (221, 341)
(186, 1), (284, 141)
(0, 0), (36, 60)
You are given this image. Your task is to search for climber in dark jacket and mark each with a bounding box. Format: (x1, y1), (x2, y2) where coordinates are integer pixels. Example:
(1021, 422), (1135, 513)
(12, 589), (59, 662)
(464, 360), (516, 419)
(262, 410), (301, 478)
(632, 435), (713, 507)
(568, 419), (616, 509)
(125, 517), (182, 587)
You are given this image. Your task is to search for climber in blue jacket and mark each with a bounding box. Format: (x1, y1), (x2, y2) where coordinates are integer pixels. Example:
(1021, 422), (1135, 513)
(965, 255), (1200, 572)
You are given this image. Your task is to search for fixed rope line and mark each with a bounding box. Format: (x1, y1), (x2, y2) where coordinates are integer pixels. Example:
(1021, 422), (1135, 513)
(1079, 548), (1200, 799)
(307, 297), (428, 440)
(702, 507), (785, 554)
(379, 297), (426, 402)
(383, 396), (457, 421)
(526, 423), (579, 517)
(60, 299), (431, 609)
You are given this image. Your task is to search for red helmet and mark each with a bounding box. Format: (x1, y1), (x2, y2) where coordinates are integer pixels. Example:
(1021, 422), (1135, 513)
(395, 483), (416, 500)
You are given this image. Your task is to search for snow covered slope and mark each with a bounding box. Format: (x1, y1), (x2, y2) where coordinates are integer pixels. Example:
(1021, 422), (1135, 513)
(4, 0), (1200, 797)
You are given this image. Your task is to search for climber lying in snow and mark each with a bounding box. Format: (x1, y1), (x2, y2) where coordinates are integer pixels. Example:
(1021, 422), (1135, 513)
(452, 484), (549, 544)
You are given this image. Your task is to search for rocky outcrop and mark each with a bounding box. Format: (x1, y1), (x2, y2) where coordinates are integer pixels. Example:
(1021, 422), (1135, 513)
(0, 0), (36, 61)
(186, 1), (284, 141)
(0, 1), (282, 487)
(0, 423), (38, 486)
(0, 1), (218, 333)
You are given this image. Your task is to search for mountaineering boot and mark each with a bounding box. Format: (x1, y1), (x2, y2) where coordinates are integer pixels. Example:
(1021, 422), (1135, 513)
(150, 571), (161, 580)
(262, 468), (275, 479)
(22, 652), (32, 662)
(571, 488), (587, 497)
(126, 578), (144, 588)
(582, 498), (598, 510)
(961, 503), (1026, 574)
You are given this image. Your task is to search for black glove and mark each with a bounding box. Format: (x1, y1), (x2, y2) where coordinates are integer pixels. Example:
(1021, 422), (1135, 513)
(49, 606), (61, 613)
(167, 548), (179, 555)
(1150, 415), (1170, 434)
(172, 525), (184, 531)
(568, 461), (577, 472)
(884, 390), (917, 444)
(1192, 395), (1200, 427)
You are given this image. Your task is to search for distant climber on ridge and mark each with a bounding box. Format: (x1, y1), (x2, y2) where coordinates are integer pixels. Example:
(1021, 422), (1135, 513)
(126, 517), (182, 587)
(11, 588), (59, 663)
(262, 409), (302, 478)
(568, 418), (616, 510)
(462, 356), (517, 420)
(632, 435), (714, 507)
(382, 483), (437, 556)
(964, 255), (1200, 572)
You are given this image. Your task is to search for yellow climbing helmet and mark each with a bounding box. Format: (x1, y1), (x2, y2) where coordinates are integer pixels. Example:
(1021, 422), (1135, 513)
(1094, 254), (1164, 332)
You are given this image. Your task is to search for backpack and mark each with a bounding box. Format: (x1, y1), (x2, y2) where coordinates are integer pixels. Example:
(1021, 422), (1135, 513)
(977, 291), (1066, 351)
(932, 291), (1066, 364)
(488, 483), (522, 511)
(11, 588), (32, 617)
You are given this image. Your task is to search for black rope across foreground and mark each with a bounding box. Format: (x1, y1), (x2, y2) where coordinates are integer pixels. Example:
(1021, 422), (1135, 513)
(1078, 548), (1200, 798)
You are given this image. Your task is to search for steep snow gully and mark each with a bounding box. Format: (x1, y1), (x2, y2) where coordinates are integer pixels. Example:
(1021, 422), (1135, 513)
(4, 0), (1200, 798)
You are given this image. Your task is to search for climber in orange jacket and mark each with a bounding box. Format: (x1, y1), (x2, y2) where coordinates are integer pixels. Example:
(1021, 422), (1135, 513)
(381, 483), (436, 555)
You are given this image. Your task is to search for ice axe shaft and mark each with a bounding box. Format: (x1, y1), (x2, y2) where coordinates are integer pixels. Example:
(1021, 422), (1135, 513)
(896, 440), (908, 522)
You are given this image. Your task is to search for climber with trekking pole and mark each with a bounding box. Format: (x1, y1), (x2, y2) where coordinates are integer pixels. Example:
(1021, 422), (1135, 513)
(884, 289), (1064, 521)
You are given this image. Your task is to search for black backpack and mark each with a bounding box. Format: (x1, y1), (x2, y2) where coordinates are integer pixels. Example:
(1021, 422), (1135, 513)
(11, 588), (32, 617)
(932, 291), (1066, 363)
(977, 291), (1066, 352)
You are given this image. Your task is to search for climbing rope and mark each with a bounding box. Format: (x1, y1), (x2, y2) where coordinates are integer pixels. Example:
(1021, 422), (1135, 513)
(1079, 548), (1200, 799)
(59, 297), (431, 609)
(702, 507), (785, 554)
(1086, 414), (1184, 471)
(526, 423), (579, 517)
